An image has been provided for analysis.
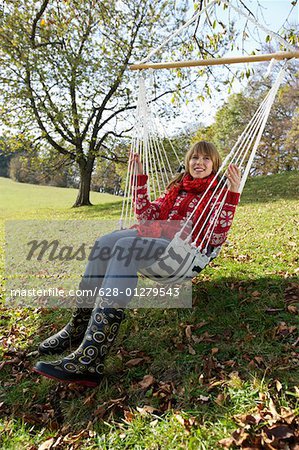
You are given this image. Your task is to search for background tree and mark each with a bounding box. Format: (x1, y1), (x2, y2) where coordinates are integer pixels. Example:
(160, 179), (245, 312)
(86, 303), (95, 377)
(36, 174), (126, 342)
(193, 72), (299, 175)
(91, 160), (122, 195)
(0, 0), (193, 206)
(0, 0), (263, 205)
(8, 152), (78, 186)
(0, 136), (13, 177)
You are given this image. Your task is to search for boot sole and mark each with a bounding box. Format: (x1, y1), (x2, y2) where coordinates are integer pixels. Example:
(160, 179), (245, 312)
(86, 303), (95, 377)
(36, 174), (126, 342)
(32, 367), (100, 388)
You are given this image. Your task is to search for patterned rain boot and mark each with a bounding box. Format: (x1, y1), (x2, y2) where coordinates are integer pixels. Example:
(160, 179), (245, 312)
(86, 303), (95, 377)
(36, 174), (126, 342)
(38, 307), (92, 355)
(33, 304), (125, 387)
(38, 282), (96, 355)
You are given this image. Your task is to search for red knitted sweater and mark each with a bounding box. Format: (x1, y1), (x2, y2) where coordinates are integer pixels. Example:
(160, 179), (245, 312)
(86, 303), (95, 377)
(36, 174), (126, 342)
(134, 174), (240, 247)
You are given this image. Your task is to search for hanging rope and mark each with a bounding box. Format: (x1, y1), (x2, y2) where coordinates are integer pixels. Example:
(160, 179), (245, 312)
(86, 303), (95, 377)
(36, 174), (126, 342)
(120, 74), (181, 228)
(133, 63), (287, 283)
(180, 62), (286, 248)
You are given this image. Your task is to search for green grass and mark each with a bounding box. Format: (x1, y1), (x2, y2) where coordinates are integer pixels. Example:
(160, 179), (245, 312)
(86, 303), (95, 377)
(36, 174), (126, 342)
(0, 173), (298, 449)
(0, 176), (123, 211)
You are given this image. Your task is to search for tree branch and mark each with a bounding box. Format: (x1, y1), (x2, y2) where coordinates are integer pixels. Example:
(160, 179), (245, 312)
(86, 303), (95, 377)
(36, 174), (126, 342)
(81, 108), (97, 141)
(70, 69), (81, 142)
(36, 70), (76, 143)
(30, 0), (50, 42)
(25, 67), (76, 159)
(29, 0), (62, 48)
(89, 3), (147, 154)
(69, 13), (97, 145)
(96, 127), (133, 153)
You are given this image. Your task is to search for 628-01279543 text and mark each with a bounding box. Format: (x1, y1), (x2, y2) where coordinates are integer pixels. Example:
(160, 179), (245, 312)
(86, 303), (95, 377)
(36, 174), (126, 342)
(96, 287), (181, 298)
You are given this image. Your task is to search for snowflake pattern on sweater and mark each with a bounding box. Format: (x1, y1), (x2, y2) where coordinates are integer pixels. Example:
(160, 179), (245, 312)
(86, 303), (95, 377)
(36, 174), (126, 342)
(134, 174), (240, 247)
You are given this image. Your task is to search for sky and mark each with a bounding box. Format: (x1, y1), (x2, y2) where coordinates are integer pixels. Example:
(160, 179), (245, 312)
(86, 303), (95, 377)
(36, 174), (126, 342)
(185, 0), (299, 41)
(253, 0), (298, 31)
(218, 0), (298, 54)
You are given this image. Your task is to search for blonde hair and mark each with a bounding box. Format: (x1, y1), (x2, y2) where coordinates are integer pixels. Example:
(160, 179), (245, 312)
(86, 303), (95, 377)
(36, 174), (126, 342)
(167, 141), (222, 189)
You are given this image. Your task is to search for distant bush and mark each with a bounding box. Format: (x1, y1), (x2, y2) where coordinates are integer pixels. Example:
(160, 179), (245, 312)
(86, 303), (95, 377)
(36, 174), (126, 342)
(8, 154), (76, 187)
(0, 152), (12, 177)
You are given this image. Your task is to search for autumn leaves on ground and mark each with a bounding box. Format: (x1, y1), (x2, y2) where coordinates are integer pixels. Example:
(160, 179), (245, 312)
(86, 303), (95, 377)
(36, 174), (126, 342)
(0, 172), (298, 450)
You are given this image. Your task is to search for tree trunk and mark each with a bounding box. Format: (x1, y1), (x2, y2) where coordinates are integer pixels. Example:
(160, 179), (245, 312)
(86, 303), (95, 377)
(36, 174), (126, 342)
(73, 159), (94, 207)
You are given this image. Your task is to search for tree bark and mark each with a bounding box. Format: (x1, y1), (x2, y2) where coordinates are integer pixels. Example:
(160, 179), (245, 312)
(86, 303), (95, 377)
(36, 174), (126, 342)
(73, 159), (94, 207)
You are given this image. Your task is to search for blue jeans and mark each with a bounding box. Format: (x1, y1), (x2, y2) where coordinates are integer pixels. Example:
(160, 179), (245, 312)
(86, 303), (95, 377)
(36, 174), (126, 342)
(80, 229), (170, 307)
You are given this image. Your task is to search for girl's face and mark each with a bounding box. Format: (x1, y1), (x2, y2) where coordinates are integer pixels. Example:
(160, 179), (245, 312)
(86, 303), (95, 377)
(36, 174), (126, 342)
(189, 152), (214, 179)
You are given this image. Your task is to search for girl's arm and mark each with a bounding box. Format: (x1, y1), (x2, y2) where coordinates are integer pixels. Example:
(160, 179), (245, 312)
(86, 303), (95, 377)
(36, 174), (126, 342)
(206, 190), (240, 246)
(209, 164), (241, 245)
(193, 164), (241, 247)
(133, 174), (164, 220)
(130, 153), (164, 221)
(226, 164), (241, 193)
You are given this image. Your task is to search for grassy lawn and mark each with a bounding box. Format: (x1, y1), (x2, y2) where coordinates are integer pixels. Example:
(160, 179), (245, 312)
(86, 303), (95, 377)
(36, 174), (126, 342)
(0, 173), (298, 450)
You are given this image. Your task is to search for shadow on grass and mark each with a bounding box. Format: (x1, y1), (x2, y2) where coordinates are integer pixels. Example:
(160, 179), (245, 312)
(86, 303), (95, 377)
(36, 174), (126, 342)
(70, 200), (123, 216)
(0, 274), (298, 431)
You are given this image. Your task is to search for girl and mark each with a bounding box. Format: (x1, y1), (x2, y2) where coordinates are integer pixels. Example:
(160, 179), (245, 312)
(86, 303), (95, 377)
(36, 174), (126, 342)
(33, 141), (241, 387)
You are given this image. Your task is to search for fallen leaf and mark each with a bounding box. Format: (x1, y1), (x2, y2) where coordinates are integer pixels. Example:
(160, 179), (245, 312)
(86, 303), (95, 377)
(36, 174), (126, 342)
(218, 436), (234, 448)
(215, 393), (225, 405)
(136, 405), (157, 415)
(234, 413), (259, 427)
(175, 413), (185, 426)
(231, 428), (250, 445)
(188, 344), (196, 355)
(198, 395), (210, 403)
(63, 429), (88, 444)
(224, 360), (235, 367)
(265, 307), (284, 314)
(275, 379), (282, 392)
(38, 438), (55, 450)
(150, 419), (158, 427)
(185, 325), (192, 340)
(52, 436), (63, 448)
(252, 291), (261, 297)
(287, 305), (298, 314)
(194, 320), (208, 329)
(138, 375), (155, 390)
(254, 356), (264, 366)
(125, 357), (147, 367)
(276, 322), (297, 336)
(83, 391), (97, 406)
(192, 331), (216, 344)
(280, 407), (296, 424)
(124, 410), (134, 423)
(267, 397), (279, 421)
(174, 413), (198, 433)
(264, 423), (294, 440)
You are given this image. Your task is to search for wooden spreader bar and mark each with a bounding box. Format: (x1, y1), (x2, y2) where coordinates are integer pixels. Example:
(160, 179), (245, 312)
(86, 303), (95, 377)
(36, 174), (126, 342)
(130, 51), (299, 70)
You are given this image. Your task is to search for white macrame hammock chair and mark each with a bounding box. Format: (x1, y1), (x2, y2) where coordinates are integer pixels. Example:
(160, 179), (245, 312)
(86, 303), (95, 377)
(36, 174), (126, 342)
(119, 1), (296, 284)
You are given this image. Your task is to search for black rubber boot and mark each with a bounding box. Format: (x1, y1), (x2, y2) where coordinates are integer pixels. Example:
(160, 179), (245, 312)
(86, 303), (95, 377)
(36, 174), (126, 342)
(38, 282), (96, 355)
(33, 303), (125, 387)
(38, 307), (92, 355)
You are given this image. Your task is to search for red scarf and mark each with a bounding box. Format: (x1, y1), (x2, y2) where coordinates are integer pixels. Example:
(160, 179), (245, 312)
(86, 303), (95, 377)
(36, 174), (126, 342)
(136, 173), (218, 238)
(159, 173), (217, 220)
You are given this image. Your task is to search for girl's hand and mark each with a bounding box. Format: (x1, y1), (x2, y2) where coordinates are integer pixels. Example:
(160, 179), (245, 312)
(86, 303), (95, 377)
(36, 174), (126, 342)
(227, 164), (241, 193)
(129, 152), (143, 175)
